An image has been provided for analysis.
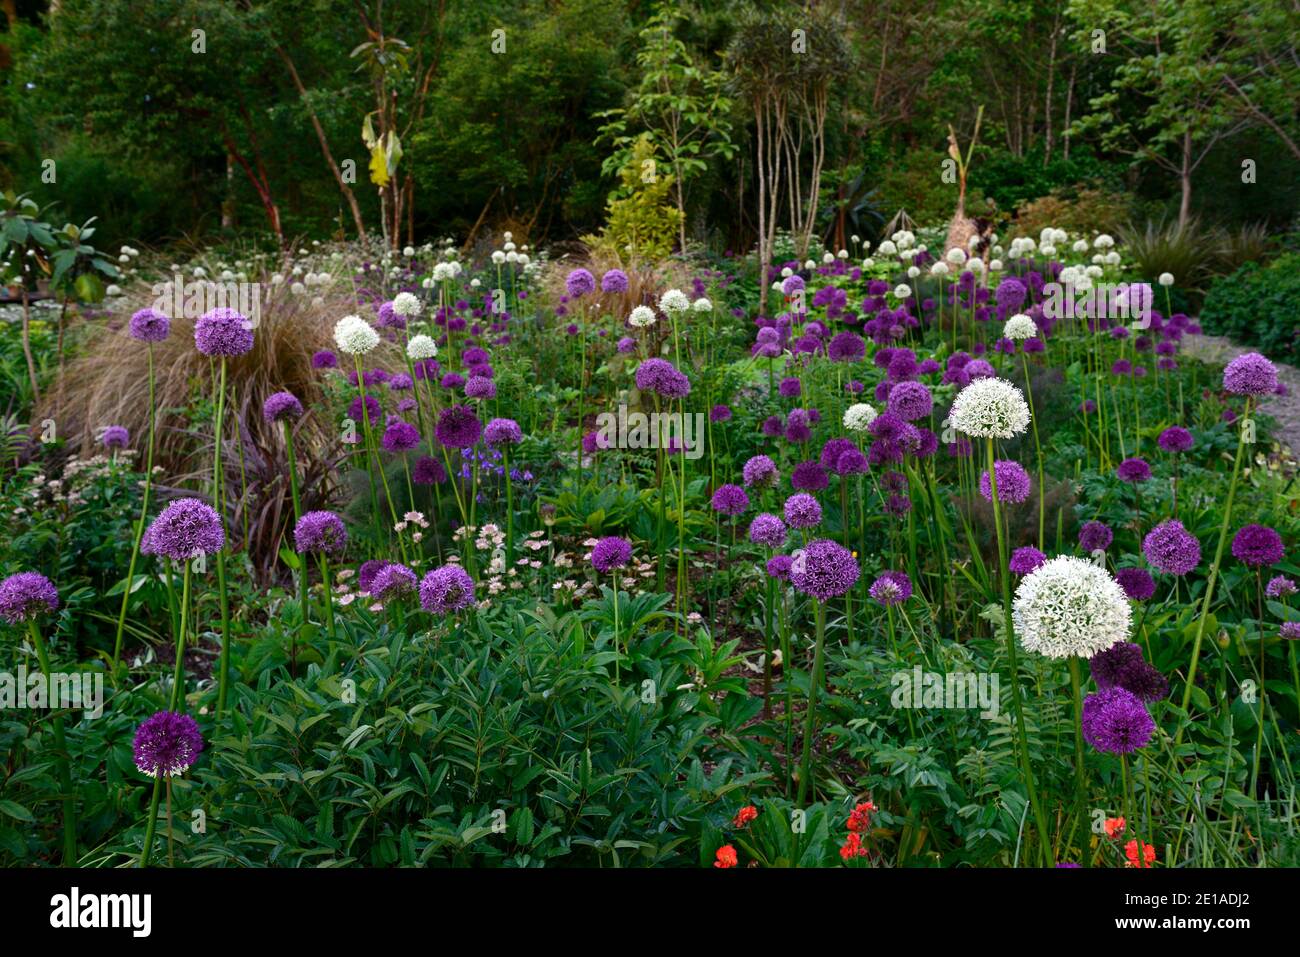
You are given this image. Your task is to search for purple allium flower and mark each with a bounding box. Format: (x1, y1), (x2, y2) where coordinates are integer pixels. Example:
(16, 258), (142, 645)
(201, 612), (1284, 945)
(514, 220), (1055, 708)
(885, 493), (912, 516)
(743, 455), (779, 488)
(868, 570), (912, 606)
(791, 539), (860, 600)
(1079, 520), (1113, 553)
(590, 536), (633, 573)
(600, 269), (629, 293)
(783, 492), (823, 529)
(964, 358), (995, 379)
(412, 455), (446, 485)
(101, 425), (130, 449)
(347, 394), (381, 427)
(791, 460), (829, 491)
(748, 513), (787, 549)
(142, 499), (225, 560)
(1157, 426), (1193, 453)
(710, 404), (732, 423)
(1090, 642), (1169, 703)
(1115, 567), (1156, 601)
(778, 376), (803, 398)
(358, 559), (394, 595)
(834, 447), (869, 475)
(979, 460), (1032, 504)
(1222, 352), (1278, 396)
(293, 510), (348, 555)
(263, 391), (304, 423)
(312, 350), (338, 369)
(193, 307), (254, 357)
(1281, 622), (1300, 640)
(419, 565), (476, 614)
(994, 277), (1027, 311)
(1116, 457), (1152, 483)
(565, 268), (597, 298)
(634, 358), (691, 398)
(784, 409), (812, 443)
(766, 555), (793, 580)
(818, 438), (855, 471)
(132, 711), (203, 778)
(129, 308), (171, 342)
(440, 372), (466, 390)
(1266, 575), (1297, 599)
(1143, 520), (1201, 576)
(388, 373), (414, 391)
(484, 417), (523, 448)
(761, 415), (783, 438)
(0, 572), (59, 624)
(381, 420), (421, 453)
(1081, 686), (1155, 754)
(370, 563), (418, 602)
(1009, 546), (1047, 575)
(463, 375), (495, 401)
(616, 336), (637, 354)
(827, 331), (866, 362)
(435, 405), (482, 448)
(711, 483), (750, 516)
(887, 381), (933, 421)
(1231, 524), (1284, 567)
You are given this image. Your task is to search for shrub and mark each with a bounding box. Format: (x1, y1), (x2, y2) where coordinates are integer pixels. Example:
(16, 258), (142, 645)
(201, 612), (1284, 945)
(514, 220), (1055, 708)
(1011, 187), (1132, 239)
(1200, 253), (1300, 361)
(586, 135), (683, 262)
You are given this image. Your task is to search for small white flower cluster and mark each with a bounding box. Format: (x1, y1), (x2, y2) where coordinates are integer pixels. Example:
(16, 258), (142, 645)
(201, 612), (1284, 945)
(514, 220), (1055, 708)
(628, 305), (657, 328)
(334, 314), (379, 355)
(407, 334), (438, 359)
(843, 402), (878, 432)
(1013, 556), (1131, 659)
(392, 291), (423, 317)
(1003, 313), (1038, 341)
(659, 289), (691, 315)
(949, 377), (1031, 439)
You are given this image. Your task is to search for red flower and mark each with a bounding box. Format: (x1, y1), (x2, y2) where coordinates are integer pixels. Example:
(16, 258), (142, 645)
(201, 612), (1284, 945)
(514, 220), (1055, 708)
(839, 832), (869, 861)
(1104, 816), (1125, 839)
(846, 800), (877, 833)
(732, 805), (758, 829)
(714, 845), (738, 869)
(1124, 839), (1156, 868)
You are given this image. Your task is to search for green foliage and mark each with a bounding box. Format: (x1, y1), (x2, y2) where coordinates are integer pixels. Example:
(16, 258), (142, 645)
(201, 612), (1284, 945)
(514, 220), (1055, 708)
(586, 135), (684, 262)
(1201, 253), (1300, 361)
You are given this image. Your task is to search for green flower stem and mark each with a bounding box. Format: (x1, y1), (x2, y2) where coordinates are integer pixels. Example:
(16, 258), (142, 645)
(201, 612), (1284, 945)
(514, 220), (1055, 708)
(168, 562), (192, 712)
(1021, 352), (1047, 550)
(988, 435), (1051, 866)
(318, 554), (337, 640)
(212, 358), (233, 716)
(29, 620), (76, 864)
(503, 449), (515, 570)
(138, 776), (162, 868)
(284, 420), (304, 676)
(112, 342), (156, 671)
(796, 600), (828, 806)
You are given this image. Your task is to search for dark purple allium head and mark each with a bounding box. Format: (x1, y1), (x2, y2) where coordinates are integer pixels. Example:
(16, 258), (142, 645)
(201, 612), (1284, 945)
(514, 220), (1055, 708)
(1231, 524), (1284, 567)
(1081, 686), (1155, 754)
(835, 448), (869, 475)
(1157, 426), (1193, 453)
(1115, 567), (1156, 601)
(369, 563), (418, 602)
(600, 269), (629, 294)
(784, 408), (812, 443)
(435, 405), (483, 448)
(1266, 575), (1297, 599)
(412, 455), (447, 485)
(1079, 520), (1113, 553)
(1009, 546), (1047, 575)
(761, 415), (783, 438)
(979, 460), (1032, 504)
(464, 375), (497, 400)
(101, 425), (130, 449)
(766, 554), (793, 580)
(711, 483), (750, 516)
(133, 711), (203, 778)
(791, 460), (829, 491)
(616, 336), (637, 354)
(312, 349), (339, 369)
(635, 358), (691, 398)
(440, 372), (466, 390)
(565, 268), (597, 299)
(819, 438), (856, 471)
(1089, 642), (1169, 703)
(1222, 352), (1278, 396)
(419, 564), (476, 614)
(381, 419), (421, 453)
(388, 373), (414, 391)
(1116, 457), (1152, 483)
(194, 307), (254, 357)
(484, 417), (523, 448)
(868, 570), (913, 606)
(710, 404), (732, 423)
(358, 560), (393, 595)
(792, 539), (860, 600)
(347, 395), (382, 426)
(743, 455), (779, 488)
(0, 572), (59, 624)
(129, 307), (171, 342)
(1282, 622), (1300, 640)
(748, 513), (787, 549)
(828, 331), (866, 363)
(590, 536), (633, 573)
(783, 492), (823, 529)
(778, 376), (803, 399)
(142, 498), (225, 561)
(995, 277), (1027, 311)
(293, 510), (348, 555)
(1143, 519), (1201, 576)
(887, 381), (933, 421)
(263, 391), (304, 424)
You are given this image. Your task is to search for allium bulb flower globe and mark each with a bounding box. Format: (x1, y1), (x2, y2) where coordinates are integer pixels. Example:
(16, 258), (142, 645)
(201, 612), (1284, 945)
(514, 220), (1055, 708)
(1003, 314), (1038, 340)
(0, 572), (59, 624)
(407, 334), (438, 360)
(949, 378), (1031, 438)
(334, 314), (380, 355)
(142, 499), (225, 561)
(1012, 556), (1132, 659)
(133, 711), (204, 778)
(419, 565), (476, 614)
(843, 403), (878, 432)
(791, 539), (860, 600)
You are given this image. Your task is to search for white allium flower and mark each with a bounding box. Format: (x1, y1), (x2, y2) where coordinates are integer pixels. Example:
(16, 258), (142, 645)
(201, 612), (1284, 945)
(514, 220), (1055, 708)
(392, 292), (423, 317)
(907, 266), (920, 279)
(893, 284), (911, 299)
(930, 261), (949, 277)
(192, 267), (206, 278)
(505, 251), (519, 264)
(270, 274), (284, 285)
(692, 297), (712, 313)
(334, 314), (380, 355)
(628, 305), (657, 328)
(877, 240), (897, 256)
(492, 251), (506, 265)
(949, 377), (1031, 439)
(290, 282), (306, 295)
(803, 259), (816, 270)
(837, 249), (848, 259)
(946, 247), (967, 264)
(1013, 556), (1131, 659)
(403, 246), (415, 257)
(432, 263), (454, 281)
(1158, 272), (1174, 287)
(862, 258), (875, 269)
(989, 259), (1003, 271)
(1094, 234), (1114, 249)
(1003, 313), (1038, 340)
(118, 254), (130, 264)
(659, 289), (690, 315)
(822, 252), (834, 264)
(1073, 239), (1089, 253)
(106, 284), (123, 297)
(470, 278), (481, 288)
(781, 267), (793, 278)
(969, 258), (985, 275)
(843, 403), (878, 432)
(504, 241), (516, 252)
(1104, 251), (1121, 266)
(407, 334), (438, 360)
(503, 231), (513, 242)
(1040, 245), (1057, 258)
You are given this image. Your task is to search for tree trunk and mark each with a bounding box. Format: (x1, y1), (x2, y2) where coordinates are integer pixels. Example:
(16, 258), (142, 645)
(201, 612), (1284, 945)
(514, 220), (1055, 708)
(1178, 131), (1193, 229)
